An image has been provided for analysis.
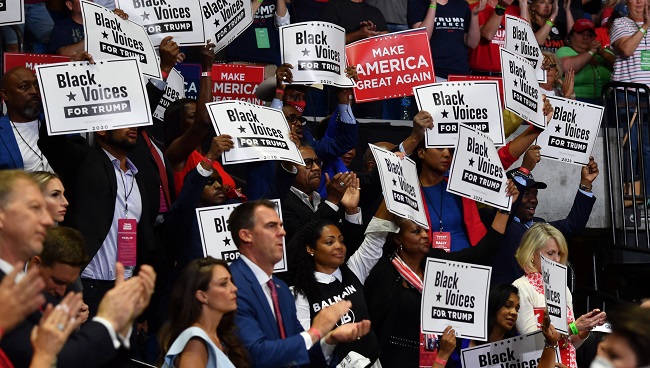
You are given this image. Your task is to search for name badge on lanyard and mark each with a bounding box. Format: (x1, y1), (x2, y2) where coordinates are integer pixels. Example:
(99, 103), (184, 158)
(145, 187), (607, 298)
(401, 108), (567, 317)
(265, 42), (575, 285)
(117, 218), (137, 267)
(432, 231), (451, 252)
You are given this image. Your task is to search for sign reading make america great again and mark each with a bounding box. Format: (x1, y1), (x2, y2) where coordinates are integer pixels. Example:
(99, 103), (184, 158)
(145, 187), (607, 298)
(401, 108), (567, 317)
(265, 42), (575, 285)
(200, 0), (253, 53)
(36, 58), (152, 135)
(345, 28), (434, 103)
(0, 0), (24, 26)
(3, 53), (70, 73)
(115, 0), (206, 46)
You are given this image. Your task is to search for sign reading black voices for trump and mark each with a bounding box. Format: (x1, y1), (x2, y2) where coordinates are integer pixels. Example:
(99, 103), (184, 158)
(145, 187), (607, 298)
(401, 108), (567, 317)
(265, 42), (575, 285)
(82, 1), (161, 79)
(280, 22), (354, 87)
(369, 144), (428, 229)
(536, 96), (603, 166)
(207, 100), (304, 166)
(540, 255), (568, 334)
(414, 81), (505, 148)
(447, 125), (511, 211)
(0, 0), (24, 26)
(421, 259), (491, 340)
(199, 0), (253, 53)
(196, 199), (287, 273)
(153, 68), (184, 123)
(500, 48), (545, 129)
(35, 58), (152, 135)
(505, 15), (546, 83)
(115, 0), (206, 46)
(460, 330), (560, 368)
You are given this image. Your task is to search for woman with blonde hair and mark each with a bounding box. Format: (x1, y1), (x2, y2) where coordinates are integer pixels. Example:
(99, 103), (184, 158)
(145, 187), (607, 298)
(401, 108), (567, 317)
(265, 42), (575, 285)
(513, 223), (607, 368)
(540, 51), (576, 99)
(30, 171), (68, 223)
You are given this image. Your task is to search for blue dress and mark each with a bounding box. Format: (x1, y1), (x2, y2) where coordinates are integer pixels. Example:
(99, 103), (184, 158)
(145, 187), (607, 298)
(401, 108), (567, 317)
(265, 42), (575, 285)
(163, 326), (236, 368)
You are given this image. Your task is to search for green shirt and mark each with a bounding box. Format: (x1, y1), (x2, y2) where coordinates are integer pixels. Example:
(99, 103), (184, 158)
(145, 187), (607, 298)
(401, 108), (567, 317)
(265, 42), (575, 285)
(556, 46), (613, 99)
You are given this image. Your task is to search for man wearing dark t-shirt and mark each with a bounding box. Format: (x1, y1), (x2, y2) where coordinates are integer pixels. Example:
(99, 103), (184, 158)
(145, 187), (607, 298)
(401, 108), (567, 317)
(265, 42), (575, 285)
(49, 0), (85, 55)
(320, 0), (389, 44)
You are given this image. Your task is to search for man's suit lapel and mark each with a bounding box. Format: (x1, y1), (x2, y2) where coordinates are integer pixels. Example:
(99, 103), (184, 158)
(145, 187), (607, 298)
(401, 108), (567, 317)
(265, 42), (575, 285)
(0, 116), (23, 168)
(236, 260), (280, 338)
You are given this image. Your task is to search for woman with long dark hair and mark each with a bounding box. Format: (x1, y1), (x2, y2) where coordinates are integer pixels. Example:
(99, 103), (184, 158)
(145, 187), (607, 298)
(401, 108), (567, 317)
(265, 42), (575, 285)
(160, 257), (249, 368)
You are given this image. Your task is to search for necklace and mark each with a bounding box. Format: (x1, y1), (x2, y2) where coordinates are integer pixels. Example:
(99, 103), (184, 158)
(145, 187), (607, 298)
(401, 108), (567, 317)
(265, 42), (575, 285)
(10, 120), (45, 170)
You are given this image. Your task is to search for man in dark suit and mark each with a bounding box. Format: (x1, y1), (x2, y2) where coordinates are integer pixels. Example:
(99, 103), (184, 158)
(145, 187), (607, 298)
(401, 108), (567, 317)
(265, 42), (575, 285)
(490, 157), (599, 284)
(228, 199), (371, 368)
(0, 170), (156, 367)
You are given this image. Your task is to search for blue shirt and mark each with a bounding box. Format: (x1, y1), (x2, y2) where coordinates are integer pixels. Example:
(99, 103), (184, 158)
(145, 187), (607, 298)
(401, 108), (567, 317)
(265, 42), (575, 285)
(422, 181), (470, 252)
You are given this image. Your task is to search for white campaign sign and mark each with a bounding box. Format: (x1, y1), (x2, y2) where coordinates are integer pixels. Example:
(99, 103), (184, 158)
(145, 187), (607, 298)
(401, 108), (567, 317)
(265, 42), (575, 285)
(36, 58), (152, 135)
(447, 125), (511, 210)
(115, 0), (206, 46)
(199, 0), (253, 53)
(0, 0), (24, 26)
(82, 1), (161, 79)
(500, 48), (545, 129)
(541, 255), (569, 334)
(196, 199), (287, 272)
(280, 22), (353, 87)
(369, 144), (428, 228)
(207, 100), (304, 165)
(460, 331), (560, 368)
(537, 96), (603, 166)
(421, 259), (491, 340)
(414, 81), (505, 148)
(153, 68), (185, 122)
(505, 15), (546, 83)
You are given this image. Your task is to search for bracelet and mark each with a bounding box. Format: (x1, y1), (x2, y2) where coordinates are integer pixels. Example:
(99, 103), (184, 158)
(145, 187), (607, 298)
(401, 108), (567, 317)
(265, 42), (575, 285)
(430, 4), (437, 9)
(545, 20), (554, 27)
(309, 327), (322, 341)
(640, 27), (648, 35)
(518, 166), (531, 175)
(258, 0), (263, 3)
(201, 71), (212, 77)
(161, 70), (169, 80)
(275, 88), (285, 95)
(202, 156), (214, 166)
(588, 51), (595, 56)
(579, 183), (592, 192)
(569, 321), (580, 335)
(544, 340), (558, 349)
(434, 357), (448, 366)
(498, 209), (511, 215)
(495, 4), (507, 15)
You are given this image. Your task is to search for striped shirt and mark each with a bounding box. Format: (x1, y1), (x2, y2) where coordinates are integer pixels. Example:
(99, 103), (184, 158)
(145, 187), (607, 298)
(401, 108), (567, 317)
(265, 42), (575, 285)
(611, 17), (650, 86)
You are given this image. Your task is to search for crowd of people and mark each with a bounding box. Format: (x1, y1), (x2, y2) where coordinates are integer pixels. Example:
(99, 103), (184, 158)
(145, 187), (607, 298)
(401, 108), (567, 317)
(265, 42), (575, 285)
(2, 0), (650, 367)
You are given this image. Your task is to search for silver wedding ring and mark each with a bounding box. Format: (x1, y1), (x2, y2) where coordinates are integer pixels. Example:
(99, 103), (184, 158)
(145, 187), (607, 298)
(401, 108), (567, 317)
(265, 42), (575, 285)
(339, 181), (345, 187)
(56, 323), (65, 331)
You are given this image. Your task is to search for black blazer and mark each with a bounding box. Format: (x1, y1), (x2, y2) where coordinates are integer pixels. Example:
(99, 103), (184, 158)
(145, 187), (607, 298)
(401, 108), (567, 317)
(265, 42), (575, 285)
(281, 190), (342, 243)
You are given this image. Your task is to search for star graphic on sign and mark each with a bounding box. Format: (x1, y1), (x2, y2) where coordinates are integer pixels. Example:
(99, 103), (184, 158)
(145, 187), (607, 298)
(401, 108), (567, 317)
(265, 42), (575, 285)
(66, 91), (76, 101)
(392, 178), (397, 186)
(102, 31), (108, 39)
(141, 12), (150, 20)
(468, 157), (475, 167)
(514, 43), (519, 52)
(238, 125), (246, 133)
(555, 124), (561, 133)
(301, 48), (310, 56)
(223, 237), (231, 245)
(513, 79), (518, 87)
(441, 109), (449, 118)
(436, 292), (442, 302)
(213, 18), (220, 27)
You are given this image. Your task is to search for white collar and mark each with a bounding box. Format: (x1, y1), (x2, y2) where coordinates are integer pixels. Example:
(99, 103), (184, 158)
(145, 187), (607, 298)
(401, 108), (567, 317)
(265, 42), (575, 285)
(240, 254), (272, 286)
(314, 268), (343, 284)
(0, 257), (14, 275)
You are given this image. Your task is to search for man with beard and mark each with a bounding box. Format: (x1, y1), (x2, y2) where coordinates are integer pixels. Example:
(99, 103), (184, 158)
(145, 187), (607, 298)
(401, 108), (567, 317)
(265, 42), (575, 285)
(38, 126), (158, 316)
(0, 67), (54, 172)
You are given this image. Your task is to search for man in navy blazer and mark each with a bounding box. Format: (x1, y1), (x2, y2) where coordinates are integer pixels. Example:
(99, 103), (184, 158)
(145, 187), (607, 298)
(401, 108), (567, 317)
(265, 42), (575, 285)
(228, 199), (371, 367)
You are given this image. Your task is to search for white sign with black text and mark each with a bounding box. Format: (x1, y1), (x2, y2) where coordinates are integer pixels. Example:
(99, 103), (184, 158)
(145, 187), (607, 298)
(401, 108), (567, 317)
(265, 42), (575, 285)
(447, 125), (511, 211)
(0, 0), (24, 26)
(82, 0), (161, 79)
(414, 81), (505, 148)
(199, 0), (253, 53)
(207, 100), (304, 165)
(500, 48), (545, 129)
(369, 144), (428, 229)
(35, 58), (152, 135)
(460, 330), (560, 368)
(196, 199), (287, 272)
(280, 22), (353, 87)
(505, 15), (546, 83)
(536, 96), (603, 166)
(421, 259), (491, 340)
(153, 68), (185, 122)
(541, 255), (569, 334)
(115, 0), (206, 46)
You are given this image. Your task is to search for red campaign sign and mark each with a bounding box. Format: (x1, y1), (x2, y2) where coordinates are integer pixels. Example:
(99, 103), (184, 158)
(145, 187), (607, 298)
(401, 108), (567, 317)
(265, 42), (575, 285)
(3, 53), (69, 73)
(211, 64), (265, 105)
(345, 28), (435, 103)
(447, 74), (504, 108)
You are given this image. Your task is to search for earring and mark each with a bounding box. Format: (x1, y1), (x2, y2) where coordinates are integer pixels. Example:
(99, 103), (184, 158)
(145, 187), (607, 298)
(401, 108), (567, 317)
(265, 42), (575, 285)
(310, 253), (314, 257)
(205, 300), (209, 306)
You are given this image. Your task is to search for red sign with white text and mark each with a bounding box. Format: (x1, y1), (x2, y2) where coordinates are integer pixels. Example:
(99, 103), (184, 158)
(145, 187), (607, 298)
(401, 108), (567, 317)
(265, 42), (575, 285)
(211, 64), (265, 105)
(447, 74), (504, 108)
(3, 53), (69, 73)
(345, 28), (435, 103)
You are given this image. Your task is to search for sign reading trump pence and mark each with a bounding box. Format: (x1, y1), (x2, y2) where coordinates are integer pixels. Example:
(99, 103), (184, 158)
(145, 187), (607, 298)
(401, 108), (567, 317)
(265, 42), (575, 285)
(421, 259), (491, 340)
(0, 0), (24, 26)
(82, 1), (161, 79)
(345, 28), (434, 103)
(460, 331), (560, 368)
(153, 68), (185, 122)
(369, 144), (428, 228)
(541, 255), (569, 334)
(200, 0), (253, 53)
(207, 100), (304, 165)
(537, 96), (603, 166)
(500, 48), (545, 129)
(36, 58), (152, 135)
(414, 81), (505, 148)
(447, 125), (511, 211)
(115, 0), (206, 46)
(280, 22), (353, 87)
(505, 15), (546, 83)
(196, 199), (287, 272)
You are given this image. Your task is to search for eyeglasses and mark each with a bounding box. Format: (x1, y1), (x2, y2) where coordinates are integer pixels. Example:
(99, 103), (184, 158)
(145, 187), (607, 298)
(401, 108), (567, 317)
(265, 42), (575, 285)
(303, 158), (323, 169)
(286, 114), (307, 124)
(544, 63), (557, 70)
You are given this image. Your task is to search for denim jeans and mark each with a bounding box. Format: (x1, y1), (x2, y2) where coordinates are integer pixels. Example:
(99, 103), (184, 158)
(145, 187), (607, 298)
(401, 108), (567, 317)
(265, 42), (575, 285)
(617, 90), (650, 196)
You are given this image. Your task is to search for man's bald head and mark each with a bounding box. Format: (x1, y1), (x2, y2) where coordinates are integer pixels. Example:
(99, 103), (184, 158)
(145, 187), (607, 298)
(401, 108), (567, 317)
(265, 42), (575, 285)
(0, 67), (42, 122)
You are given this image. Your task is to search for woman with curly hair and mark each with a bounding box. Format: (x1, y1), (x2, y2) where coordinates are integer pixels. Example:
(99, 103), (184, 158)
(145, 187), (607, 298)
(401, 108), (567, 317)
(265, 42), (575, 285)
(160, 257), (249, 368)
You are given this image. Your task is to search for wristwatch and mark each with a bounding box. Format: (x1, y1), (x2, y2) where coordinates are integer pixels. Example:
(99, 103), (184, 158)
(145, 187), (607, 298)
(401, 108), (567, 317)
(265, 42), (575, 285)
(579, 184), (592, 192)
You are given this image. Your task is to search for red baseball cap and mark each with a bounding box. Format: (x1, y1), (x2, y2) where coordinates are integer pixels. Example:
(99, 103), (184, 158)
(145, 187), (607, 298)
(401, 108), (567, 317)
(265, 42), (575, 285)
(572, 18), (596, 33)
